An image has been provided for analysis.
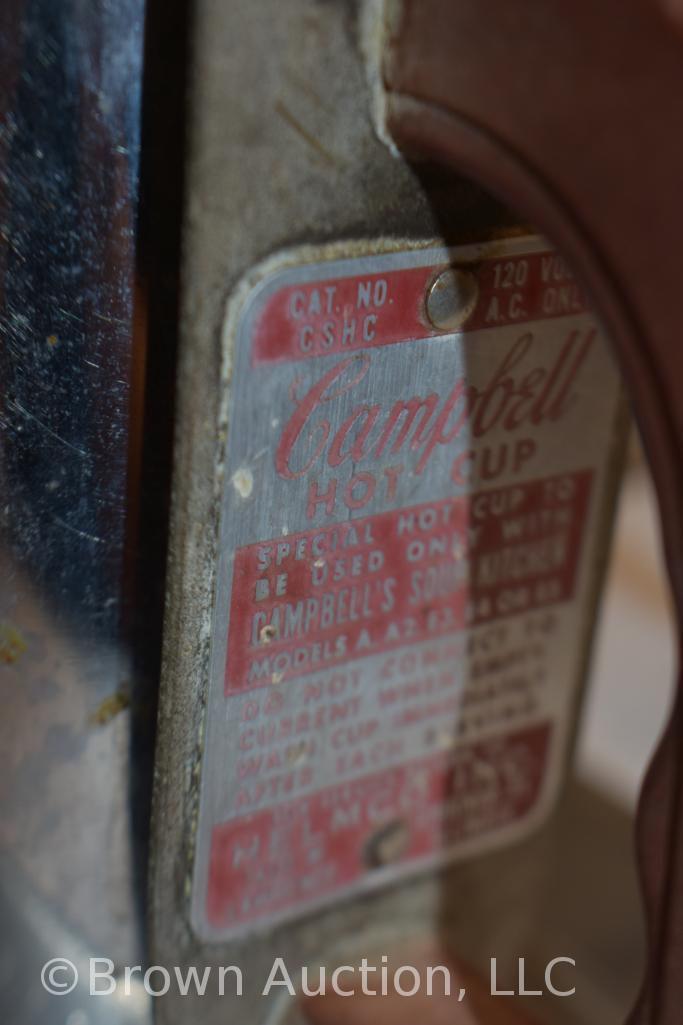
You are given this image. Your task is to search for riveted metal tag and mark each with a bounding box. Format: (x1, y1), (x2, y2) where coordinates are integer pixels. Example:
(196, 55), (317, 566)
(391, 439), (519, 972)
(192, 235), (624, 941)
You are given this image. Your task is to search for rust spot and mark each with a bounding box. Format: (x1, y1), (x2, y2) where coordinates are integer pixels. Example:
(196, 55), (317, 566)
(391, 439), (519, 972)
(0, 623), (28, 665)
(46, 334), (59, 347)
(89, 686), (130, 726)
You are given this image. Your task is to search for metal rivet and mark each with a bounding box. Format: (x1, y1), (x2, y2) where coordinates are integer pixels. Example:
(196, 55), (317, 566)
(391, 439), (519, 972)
(426, 267), (478, 332)
(364, 818), (409, 867)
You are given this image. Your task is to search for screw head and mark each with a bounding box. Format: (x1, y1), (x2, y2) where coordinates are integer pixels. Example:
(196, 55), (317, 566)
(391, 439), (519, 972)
(426, 266), (478, 332)
(364, 819), (409, 867)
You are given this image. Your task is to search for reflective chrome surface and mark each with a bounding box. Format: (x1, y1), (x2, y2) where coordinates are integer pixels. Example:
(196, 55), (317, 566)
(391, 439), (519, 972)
(0, 2), (152, 1021)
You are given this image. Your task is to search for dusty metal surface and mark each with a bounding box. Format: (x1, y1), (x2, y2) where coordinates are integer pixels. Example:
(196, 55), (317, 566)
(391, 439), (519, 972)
(151, 2), (629, 1023)
(0, 1), (152, 1022)
(149, 1), (519, 1021)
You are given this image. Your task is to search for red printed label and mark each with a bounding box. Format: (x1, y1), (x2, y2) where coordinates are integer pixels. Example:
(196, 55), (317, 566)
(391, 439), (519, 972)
(208, 724), (550, 930)
(225, 472), (592, 693)
(253, 250), (586, 364)
(193, 237), (624, 941)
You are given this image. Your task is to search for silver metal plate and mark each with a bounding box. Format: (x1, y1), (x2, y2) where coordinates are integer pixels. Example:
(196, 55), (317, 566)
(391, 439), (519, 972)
(192, 235), (624, 941)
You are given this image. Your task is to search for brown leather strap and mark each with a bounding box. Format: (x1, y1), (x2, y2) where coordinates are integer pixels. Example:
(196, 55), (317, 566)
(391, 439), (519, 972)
(382, 3), (683, 1022)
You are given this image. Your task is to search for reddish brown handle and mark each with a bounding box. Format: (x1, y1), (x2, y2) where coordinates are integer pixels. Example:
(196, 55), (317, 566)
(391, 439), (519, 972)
(381, 3), (683, 1022)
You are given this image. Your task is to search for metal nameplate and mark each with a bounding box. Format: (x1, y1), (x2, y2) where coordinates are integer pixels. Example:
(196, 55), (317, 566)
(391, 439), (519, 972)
(192, 236), (624, 940)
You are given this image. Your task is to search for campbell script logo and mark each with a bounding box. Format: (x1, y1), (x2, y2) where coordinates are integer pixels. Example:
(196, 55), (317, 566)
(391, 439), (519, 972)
(275, 330), (594, 513)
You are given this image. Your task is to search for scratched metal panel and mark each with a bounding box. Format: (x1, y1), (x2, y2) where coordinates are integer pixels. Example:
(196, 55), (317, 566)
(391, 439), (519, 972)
(0, 2), (152, 1022)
